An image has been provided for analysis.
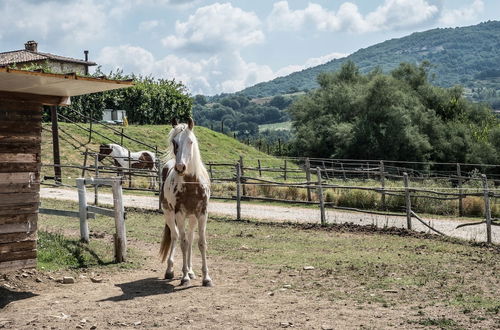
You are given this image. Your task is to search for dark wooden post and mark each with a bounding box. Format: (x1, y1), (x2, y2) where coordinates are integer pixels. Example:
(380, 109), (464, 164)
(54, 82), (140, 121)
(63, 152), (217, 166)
(239, 155), (246, 196)
(305, 158), (312, 202)
(316, 167), (326, 226)
(50, 106), (62, 184)
(283, 159), (287, 181)
(457, 163), (463, 217)
(482, 175), (492, 244)
(236, 162), (242, 221)
(403, 172), (412, 230)
(257, 159), (262, 177)
(380, 160), (386, 210)
(94, 153), (99, 205)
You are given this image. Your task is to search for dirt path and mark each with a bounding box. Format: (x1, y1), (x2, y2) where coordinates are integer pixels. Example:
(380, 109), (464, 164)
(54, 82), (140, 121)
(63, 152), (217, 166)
(2, 238), (492, 330)
(40, 187), (499, 244)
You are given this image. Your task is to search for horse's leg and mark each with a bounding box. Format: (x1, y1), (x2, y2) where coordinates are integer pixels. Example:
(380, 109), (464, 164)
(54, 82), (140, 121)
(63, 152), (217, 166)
(178, 214), (190, 286)
(187, 215), (197, 279)
(164, 210), (178, 280)
(198, 212), (212, 287)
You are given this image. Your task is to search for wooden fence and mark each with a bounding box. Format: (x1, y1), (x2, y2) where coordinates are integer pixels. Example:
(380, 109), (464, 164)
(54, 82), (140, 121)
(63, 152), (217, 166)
(41, 155), (500, 244)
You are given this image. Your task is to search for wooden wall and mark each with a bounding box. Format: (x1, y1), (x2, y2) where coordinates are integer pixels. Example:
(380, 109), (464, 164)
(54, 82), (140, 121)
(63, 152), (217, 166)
(0, 98), (41, 272)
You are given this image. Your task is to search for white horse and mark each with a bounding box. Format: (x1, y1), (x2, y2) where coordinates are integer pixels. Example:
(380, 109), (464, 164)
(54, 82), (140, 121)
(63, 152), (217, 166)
(98, 143), (157, 189)
(159, 118), (212, 287)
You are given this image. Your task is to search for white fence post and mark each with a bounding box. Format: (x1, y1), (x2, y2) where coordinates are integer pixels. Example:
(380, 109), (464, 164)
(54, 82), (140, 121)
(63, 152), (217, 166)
(112, 178), (127, 262)
(77, 178), (89, 243)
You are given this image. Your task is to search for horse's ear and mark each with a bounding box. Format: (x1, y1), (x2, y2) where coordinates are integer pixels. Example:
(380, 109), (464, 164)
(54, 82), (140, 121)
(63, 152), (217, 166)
(171, 118), (178, 127)
(187, 117), (195, 130)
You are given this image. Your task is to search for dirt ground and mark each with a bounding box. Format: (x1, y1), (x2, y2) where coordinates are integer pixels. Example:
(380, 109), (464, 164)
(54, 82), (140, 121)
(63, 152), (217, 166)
(1, 233), (498, 330)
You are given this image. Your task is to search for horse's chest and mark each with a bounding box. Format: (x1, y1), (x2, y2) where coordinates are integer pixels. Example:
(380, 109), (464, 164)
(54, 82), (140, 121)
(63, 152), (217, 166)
(165, 179), (209, 215)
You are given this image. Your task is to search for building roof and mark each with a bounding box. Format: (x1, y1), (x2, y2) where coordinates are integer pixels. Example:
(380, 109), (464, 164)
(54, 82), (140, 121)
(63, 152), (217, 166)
(0, 49), (96, 67)
(0, 67), (132, 100)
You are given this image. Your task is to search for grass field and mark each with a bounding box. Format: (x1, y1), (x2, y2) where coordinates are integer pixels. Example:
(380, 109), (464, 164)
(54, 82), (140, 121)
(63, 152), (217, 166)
(41, 122), (287, 184)
(38, 197), (500, 326)
(258, 121), (292, 131)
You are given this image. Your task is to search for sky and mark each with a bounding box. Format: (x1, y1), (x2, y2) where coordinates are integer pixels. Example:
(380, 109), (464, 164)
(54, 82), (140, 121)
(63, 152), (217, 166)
(0, 0), (499, 95)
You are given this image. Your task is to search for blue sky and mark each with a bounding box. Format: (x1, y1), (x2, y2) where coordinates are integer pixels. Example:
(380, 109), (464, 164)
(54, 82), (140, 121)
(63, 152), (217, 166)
(1, 0), (498, 95)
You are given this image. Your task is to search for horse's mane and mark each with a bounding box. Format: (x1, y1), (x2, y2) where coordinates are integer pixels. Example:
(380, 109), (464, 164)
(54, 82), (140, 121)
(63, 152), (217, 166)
(163, 124), (210, 183)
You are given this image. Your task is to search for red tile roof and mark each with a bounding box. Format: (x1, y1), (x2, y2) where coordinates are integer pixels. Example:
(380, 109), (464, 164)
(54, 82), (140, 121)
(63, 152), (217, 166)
(0, 49), (96, 66)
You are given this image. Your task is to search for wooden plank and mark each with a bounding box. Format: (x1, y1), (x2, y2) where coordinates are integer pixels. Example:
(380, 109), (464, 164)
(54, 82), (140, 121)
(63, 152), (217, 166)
(0, 220), (37, 234)
(0, 240), (36, 254)
(0, 135), (41, 144)
(0, 143), (40, 154)
(0, 249), (36, 262)
(0, 163), (39, 173)
(0, 258), (36, 272)
(87, 205), (115, 218)
(0, 153), (37, 163)
(0, 203), (39, 216)
(0, 111), (42, 121)
(0, 193), (39, 206)
(0, 214), (37, 226)
(0, 91), (67, 106)
(0, 172), (37, 184)
(0, 100), (41, 111)
(0, 124), (41, 135)
(0, 231), (36, 244)
(0, 183), (40, 194)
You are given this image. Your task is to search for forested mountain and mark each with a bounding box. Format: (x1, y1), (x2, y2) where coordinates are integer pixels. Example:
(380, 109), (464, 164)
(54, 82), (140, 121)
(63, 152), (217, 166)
(238, 21), (500, 107)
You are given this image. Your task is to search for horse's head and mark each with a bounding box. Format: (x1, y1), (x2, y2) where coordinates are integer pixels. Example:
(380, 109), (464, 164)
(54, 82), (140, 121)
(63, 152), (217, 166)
(98, 144), (113, 161)
(169, 118), (196, 176)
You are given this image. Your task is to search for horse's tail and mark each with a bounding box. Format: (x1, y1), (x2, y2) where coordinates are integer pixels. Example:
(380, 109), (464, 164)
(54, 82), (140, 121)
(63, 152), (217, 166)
(159, 223), (171, 263)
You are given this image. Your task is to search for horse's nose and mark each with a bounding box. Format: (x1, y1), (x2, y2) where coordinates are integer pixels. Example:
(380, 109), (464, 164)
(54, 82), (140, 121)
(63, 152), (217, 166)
(175, 163), (186, 173)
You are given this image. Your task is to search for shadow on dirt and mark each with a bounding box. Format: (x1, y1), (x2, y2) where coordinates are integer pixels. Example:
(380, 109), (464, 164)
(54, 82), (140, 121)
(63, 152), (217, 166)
(100, 277), (197, 302)
(0, 287), (38, 309)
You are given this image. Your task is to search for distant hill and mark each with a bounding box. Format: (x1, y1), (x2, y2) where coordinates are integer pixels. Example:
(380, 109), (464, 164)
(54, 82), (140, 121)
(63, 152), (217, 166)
(238, 21), (500, 106)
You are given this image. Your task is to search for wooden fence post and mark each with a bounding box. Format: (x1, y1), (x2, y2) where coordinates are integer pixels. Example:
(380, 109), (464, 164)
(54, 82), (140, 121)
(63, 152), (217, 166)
(341, 162), (347, 181)
(94, 153), (99, 205)
(112, 179), (126, 262)
(239, 155), (246, 196)
(236, 162), (242, 221)
(157, 158), (162, 211)
(322, 161), (329, 180)
(128, 149), (132, 188)
(366, 162), (370, 180)
(482, 175), (492, 244)
(316, 167), (326, 226)
(380, 160), (386, 210)
(208, 162), (213, 179)
(457, 163), (464, 217)
(258, 159), (262, 177)
(81, 148), (88, 177)
(77, 178), (89, 243)
(283, 159), (287, 181)
(305, 158), (312, 202)
(403, 172), (412, 230)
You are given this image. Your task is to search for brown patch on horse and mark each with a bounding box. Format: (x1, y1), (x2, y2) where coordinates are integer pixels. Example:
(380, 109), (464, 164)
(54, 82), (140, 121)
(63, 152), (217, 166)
(98, 145), (113, 161)
(160, 166), (174, 211)
(131, 152), (154, 169)
(174, 174), (208, 215)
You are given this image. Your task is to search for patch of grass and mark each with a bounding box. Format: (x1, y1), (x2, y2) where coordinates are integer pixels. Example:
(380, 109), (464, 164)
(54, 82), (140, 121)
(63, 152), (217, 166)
(37, 231), (116, 271)
(415, 317), (459, 329)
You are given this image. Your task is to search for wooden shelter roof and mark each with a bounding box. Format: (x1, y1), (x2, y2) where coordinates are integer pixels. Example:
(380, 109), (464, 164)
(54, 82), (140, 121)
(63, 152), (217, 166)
(0, 67), (132, 105)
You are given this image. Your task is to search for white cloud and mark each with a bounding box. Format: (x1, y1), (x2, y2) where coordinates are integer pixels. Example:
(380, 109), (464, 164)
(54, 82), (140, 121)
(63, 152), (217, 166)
(0, 0), (107, 45)
(267, 0), (440, 33)
(98, 45), (348, 95)
(162, 2), (264, 52)
(139, 20), (160, 31)
(439, 0), (484, 26)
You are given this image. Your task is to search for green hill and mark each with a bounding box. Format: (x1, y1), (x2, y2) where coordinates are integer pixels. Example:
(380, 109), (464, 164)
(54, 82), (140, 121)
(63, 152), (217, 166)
(41, 123), (286, 184)
(238, 21), (500, 106)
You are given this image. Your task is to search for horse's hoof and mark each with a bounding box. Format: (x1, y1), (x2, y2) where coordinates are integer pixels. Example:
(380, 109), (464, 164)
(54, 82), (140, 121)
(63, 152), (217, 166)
(164, 271), (174, 280)
(202, 279), (213, 287)
(180, 278), (190, 286)
(188, 272), (196, 279)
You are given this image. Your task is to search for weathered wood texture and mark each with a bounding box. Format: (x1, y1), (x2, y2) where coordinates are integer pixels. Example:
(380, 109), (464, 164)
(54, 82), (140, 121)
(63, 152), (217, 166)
(0, 99), (41, 272)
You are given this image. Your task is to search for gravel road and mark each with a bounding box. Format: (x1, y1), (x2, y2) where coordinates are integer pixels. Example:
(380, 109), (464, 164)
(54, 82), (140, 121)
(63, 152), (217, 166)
(40, 187), (499, 244)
